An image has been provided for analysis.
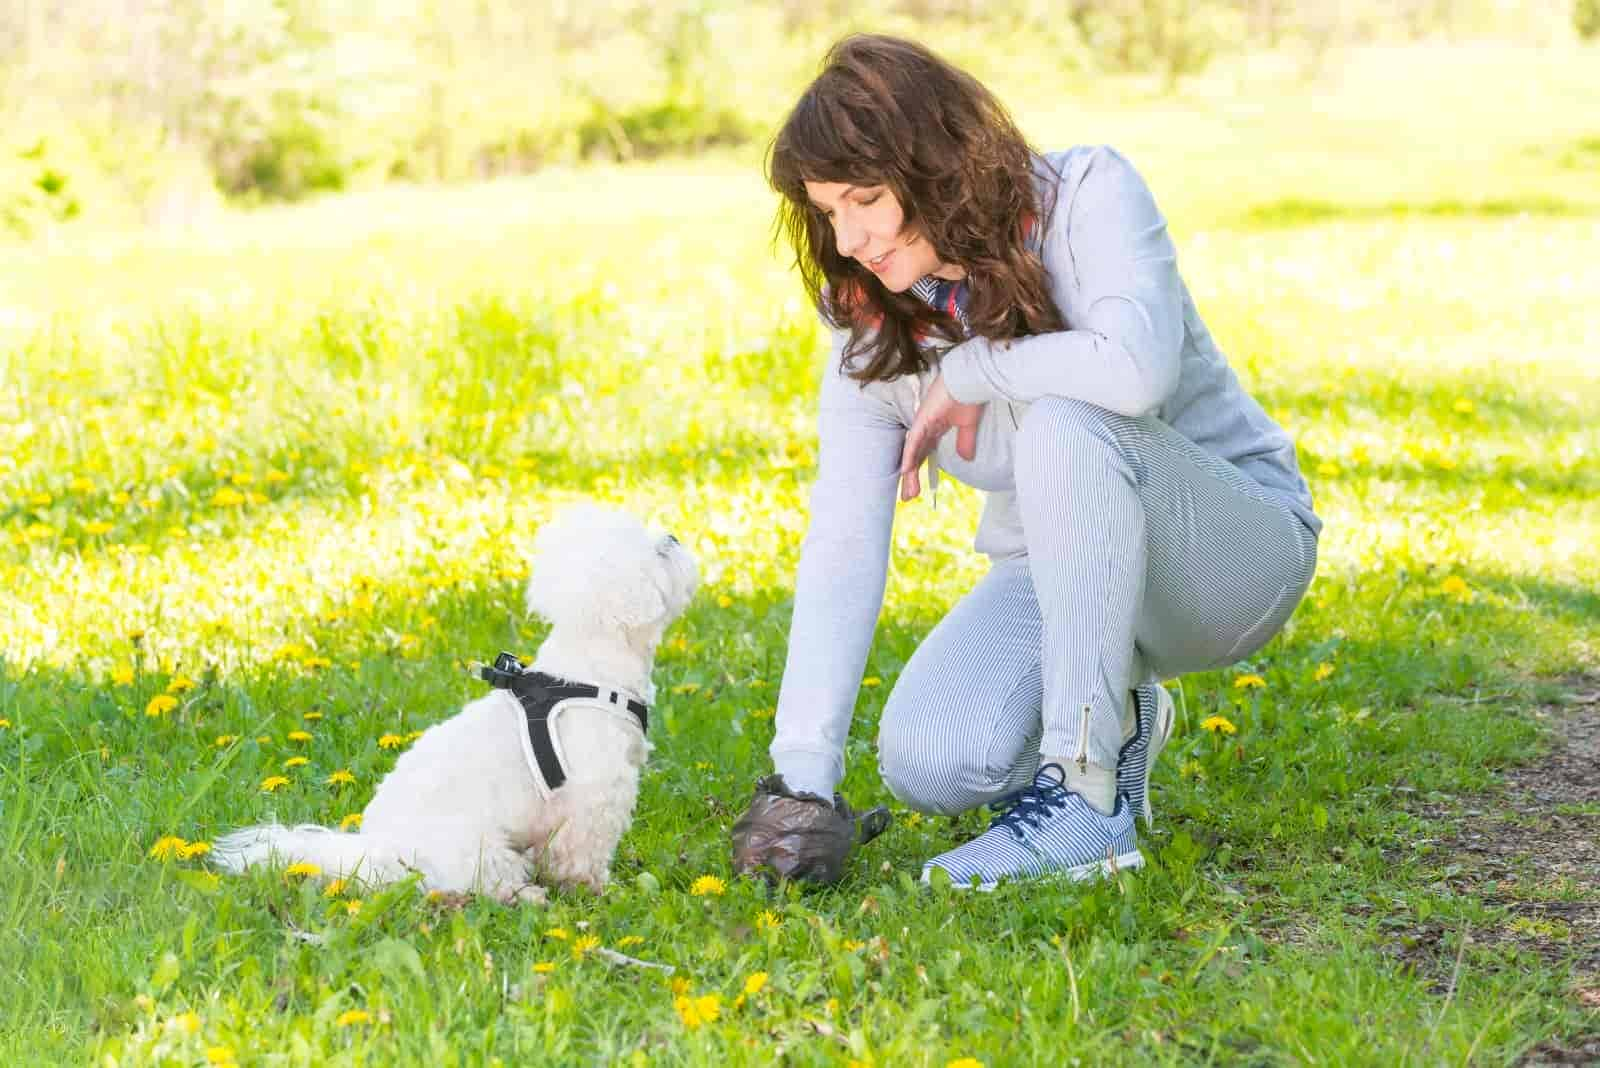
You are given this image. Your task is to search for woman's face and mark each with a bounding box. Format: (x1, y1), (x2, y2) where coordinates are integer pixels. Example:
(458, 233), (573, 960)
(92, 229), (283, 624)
(804, 181), (962, 293)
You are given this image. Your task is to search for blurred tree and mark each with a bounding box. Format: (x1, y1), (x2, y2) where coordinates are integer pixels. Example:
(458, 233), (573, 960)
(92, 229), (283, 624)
(1577, 0), (1600, 39)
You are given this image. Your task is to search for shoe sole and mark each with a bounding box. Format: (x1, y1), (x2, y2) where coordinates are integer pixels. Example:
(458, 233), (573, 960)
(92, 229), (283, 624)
(920, 849), (1145, 893)
(1138, 686), (1176, 828)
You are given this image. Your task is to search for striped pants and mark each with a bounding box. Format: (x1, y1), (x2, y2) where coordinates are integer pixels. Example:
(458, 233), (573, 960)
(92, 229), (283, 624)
(876, 397), (1318, 816)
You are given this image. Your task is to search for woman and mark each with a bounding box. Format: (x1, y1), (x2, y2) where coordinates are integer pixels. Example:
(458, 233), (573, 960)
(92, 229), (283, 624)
(730, 34), (1319, 890)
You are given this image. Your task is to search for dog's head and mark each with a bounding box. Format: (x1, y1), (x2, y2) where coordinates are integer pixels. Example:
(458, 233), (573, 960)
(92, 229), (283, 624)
(525, 504), (698, 638)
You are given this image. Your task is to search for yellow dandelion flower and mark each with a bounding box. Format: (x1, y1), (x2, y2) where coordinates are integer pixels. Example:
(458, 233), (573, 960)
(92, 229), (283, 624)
(616, 935), (644, 948)
(145, 695), (179, 717)
(230, 472), (254, 486)
(690, 875), (725, 897)
(300, 656), (332, 670)
(28, 492), (52, 507)
(947, 1059), (984, 1068)
(335, 1009), (370, 1027)
(340, 813), (363, 831)
(670, 976), (691, 995)
(545, 927), (570, 941)
(264, 469), (290, 484)
(211, 487), (245, 508)
(326, 769), (355, 787)
(167, 676), (196, 694)
(842, 939), (864, 951)
(1201, 715), (1238, 736)
(214, 734), (238, 748)
(284, 862), (322, 878)
(1316, 461), (1340, 478)
(1439, 576), (1470, 597)
(111, 490), (132, 506)
(205, 1047), (236, 1065)
(179, 841), (211, 859)
(0, 718), (11, 730)
(275, 644), (306, 662)
(743, 972), (768, 997)
(1313, 662), (1336, 682)
(165, 1011), (201, 1035)
(260, 776), (290, 792)
(149, 835), (188, 860)
(378, 733), (404, 749)
(1233, 674), (1266, 690)
(756, 910), (781, 931)
(1453, 398), (1475, 414)
(282, 756), (309, 769)
(716, 595), (733, 608)
(287, 730), (312, 742)
(861, 676), (882, 687)
(671, 682), (700, 695)
(325, 879), (348, 897)
(533, 962), (556, 973)
(68, 476), (95, 493)
(904, 811), (923, 827)
(404, 730), (425, 742)
(344, 900), (363, 915)
(303, 711), (323, 721)
(82, 520), (114, 536)
(674, 993), (721, 1030)
(112, 665), (134, 686)
(572, 934), (601, 959)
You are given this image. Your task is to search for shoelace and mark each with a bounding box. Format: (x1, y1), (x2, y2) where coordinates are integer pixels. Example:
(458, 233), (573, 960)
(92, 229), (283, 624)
(988, 765), (1074, 838)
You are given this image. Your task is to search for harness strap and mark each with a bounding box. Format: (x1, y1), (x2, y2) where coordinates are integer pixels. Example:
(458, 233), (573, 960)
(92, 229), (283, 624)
(475, 652), (648, 792)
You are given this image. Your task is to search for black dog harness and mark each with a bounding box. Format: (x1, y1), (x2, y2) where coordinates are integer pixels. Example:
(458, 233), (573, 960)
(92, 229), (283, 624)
(475, 651), (649, 797)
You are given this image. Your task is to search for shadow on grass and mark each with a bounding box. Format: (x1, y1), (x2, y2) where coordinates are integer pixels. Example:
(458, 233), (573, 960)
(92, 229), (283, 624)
(1254, 374), (1594, 438)
(3, 551), (1595, 1056)
(1239, 194), (1597, 230)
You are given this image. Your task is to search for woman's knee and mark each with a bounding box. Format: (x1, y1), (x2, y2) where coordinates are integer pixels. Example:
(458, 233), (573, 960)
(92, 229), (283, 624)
(1016, 397), (1141, 476)
(876, 699), (1021, 816)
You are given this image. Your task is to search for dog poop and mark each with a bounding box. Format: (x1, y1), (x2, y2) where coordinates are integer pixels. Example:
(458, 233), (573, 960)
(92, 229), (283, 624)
(731, 774), (891, 885)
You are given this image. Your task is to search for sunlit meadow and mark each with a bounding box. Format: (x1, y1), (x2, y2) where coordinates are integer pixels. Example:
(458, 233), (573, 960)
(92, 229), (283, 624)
(2, 42), (1598, 1066)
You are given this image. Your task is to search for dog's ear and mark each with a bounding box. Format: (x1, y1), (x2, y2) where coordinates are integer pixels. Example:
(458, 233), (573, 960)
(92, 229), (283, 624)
(596, 566), (668, 631)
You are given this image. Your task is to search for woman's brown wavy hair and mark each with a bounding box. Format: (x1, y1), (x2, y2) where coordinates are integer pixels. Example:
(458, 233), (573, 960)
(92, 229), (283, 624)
(768, 34), (1065, 384)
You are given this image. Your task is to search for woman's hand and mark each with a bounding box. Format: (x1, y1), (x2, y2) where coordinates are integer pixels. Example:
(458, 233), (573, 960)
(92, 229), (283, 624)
(899, 373), (983, 501)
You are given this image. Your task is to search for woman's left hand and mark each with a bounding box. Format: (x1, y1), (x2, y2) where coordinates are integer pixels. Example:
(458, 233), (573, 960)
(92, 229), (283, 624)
(899, 373), (983, 501)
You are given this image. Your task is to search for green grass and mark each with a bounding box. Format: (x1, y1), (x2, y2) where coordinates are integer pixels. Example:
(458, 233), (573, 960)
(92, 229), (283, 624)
(2, 41), (1598, 1066)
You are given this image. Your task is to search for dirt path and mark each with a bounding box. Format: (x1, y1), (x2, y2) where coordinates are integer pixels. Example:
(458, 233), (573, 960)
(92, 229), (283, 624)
(1427, 678), (1600, 1064)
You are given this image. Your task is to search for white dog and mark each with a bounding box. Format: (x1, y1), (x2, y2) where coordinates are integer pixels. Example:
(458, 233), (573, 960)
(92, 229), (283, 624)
(214, 504), (698, 903)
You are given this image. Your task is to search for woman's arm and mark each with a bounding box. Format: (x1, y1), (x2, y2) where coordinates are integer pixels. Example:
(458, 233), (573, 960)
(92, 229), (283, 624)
(939, 146), (1184, 417)
(769, 329), (904, 798)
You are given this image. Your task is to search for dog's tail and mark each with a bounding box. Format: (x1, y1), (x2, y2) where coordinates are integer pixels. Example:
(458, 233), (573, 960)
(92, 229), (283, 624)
(212, 824), (413, 885)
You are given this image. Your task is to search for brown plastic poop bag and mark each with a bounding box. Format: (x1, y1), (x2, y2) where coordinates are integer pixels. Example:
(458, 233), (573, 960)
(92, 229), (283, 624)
(731, 774), (893, 885)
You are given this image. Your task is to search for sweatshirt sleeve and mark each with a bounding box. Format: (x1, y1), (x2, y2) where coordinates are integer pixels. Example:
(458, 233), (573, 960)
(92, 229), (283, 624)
(939, 146), (1184, 417)
(769, 329), (904, 798)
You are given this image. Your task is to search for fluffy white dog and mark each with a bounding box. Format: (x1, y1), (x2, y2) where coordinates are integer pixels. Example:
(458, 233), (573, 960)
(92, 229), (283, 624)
(214, 504), (698, 903)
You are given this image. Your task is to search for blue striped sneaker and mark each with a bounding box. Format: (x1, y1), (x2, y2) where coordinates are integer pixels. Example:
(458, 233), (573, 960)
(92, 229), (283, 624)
(919, 764), (1142, 892)
(1117, 683), (1175, 828)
